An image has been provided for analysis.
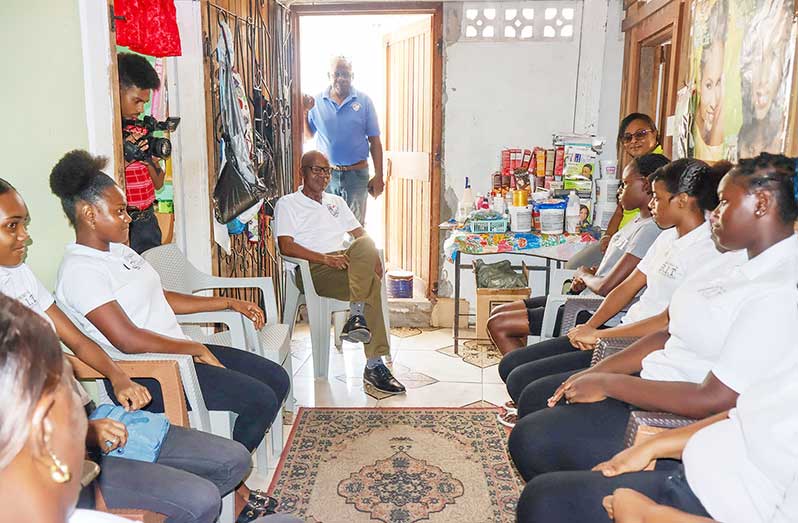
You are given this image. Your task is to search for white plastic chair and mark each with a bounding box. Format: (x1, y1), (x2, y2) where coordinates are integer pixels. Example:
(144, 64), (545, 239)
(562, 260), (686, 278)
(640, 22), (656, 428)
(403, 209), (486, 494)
(538, 268), (577, 341)
(279, 246), (391, 379)
(142, 244), (292, 467)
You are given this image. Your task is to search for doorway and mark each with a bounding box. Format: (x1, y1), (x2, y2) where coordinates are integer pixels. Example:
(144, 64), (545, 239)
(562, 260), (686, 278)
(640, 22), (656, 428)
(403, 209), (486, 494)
(292, 4), (443, 299)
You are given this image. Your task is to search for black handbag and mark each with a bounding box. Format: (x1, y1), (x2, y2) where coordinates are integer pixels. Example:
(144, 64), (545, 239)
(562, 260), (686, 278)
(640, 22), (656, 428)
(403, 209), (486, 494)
(213, 137), (267, 224)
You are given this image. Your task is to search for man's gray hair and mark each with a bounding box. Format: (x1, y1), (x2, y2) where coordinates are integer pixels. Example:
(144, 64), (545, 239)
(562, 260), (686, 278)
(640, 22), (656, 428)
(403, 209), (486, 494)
(329, 55), (353, 70)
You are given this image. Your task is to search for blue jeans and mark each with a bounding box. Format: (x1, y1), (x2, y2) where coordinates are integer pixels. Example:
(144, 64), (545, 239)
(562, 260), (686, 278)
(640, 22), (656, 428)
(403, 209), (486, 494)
(326, 167), (370, 225)
(80, 425), (252, 523)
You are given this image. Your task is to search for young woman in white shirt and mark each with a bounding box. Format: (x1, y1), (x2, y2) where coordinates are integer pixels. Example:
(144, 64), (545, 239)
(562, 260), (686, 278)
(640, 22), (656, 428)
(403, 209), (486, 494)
(518, 337), (798, 523)
(489, 154), (667, 361)
(499, 159), (730, 425)
(507, 152), (798, 485)
(49, 151), (290, 457)
(0, 179), (283, 522)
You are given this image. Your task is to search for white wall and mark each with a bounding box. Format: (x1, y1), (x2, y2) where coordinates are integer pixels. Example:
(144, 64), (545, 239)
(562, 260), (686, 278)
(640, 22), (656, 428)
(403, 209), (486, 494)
(437, 0), (623, 300)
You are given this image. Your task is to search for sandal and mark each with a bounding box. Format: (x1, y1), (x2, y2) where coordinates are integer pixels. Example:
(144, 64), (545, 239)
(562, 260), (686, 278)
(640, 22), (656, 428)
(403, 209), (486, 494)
(236, 500), (278, 523)
(502, 400), (517, 414)
(497, 410), (517, 428)
(247, 490), (278, 512)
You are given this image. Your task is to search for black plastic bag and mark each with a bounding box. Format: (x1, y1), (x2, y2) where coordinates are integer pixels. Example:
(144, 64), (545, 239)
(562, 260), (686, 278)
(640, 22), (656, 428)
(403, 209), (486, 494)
(212, 140), (267, 224)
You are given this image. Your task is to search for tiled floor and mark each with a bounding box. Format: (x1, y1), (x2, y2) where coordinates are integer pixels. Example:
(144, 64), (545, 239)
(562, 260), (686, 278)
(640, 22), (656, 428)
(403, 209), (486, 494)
(249, 324), (511, 489)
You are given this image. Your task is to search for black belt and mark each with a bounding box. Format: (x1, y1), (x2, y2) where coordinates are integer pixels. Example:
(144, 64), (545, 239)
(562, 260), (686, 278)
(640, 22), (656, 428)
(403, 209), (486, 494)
(331, 160), (368, 172)
(128, 202), (155, 214)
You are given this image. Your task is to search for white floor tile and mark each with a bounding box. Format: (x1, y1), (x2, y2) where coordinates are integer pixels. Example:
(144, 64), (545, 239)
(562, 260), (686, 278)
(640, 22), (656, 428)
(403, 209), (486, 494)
(397, 328), (456, 351)
(483, 364), (504, 384)
(392, 350), (483, 383)
(291, 375), (379, 408)
(376, 381), (483, 408)
(482, 383), (511, 407)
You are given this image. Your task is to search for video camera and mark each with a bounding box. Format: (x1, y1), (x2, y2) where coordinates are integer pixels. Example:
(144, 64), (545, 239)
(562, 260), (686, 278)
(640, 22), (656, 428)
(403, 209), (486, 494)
(122, 115), (181, 163)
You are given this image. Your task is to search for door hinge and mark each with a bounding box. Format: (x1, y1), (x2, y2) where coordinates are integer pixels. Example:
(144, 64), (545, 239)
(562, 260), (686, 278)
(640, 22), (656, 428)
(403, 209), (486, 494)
(436, 38), (443, 55)
(108, 4), (125, 33)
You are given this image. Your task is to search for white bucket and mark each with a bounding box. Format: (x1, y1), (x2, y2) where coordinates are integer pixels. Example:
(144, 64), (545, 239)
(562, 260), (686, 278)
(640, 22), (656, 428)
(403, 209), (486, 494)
(509, 205), (532, 233)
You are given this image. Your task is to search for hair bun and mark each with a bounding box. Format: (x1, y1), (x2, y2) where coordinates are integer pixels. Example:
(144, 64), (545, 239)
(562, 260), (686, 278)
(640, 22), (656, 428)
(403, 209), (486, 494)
(49, 150), (108, 199)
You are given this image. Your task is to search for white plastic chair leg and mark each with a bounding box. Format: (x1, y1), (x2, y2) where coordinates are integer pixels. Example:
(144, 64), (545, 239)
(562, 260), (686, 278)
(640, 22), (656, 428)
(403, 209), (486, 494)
(308, 300), (332, 379)
(332, 311), (346, 352)
(283, 281), (301, 338)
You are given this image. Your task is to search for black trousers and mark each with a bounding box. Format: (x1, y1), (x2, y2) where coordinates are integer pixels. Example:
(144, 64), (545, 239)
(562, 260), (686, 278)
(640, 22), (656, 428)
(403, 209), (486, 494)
(105, 344), (290, 452)
(498, 335), (593, 405)
(517, 466), (710, 523)
(508, 398), (637, 482)
(128, 204), (162, 254)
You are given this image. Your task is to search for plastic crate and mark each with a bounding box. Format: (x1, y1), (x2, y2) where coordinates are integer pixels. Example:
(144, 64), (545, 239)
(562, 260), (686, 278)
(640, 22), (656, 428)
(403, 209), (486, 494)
(468, 218), (509, 234)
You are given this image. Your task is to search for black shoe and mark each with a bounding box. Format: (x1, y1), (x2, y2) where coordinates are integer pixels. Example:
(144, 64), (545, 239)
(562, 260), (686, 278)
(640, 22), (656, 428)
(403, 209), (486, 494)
(364, 363), (406, 395)
(341, 314), (372, 344)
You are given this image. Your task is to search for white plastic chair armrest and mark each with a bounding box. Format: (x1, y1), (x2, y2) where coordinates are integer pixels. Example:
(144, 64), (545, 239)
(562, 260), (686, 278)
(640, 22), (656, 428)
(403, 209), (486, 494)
(540, 294), (570, 340)
(189, 275), (280, 326)
(176, 311), (247, 351)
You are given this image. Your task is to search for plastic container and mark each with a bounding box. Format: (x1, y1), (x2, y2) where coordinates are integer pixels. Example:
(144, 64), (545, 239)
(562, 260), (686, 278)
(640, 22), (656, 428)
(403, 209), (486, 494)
(565, 191), (580, 234)
(509, 205), (532, 232)
(599, 159), (618, 180)
(538, 199), (567, 235)
(387, 270), (414, 299)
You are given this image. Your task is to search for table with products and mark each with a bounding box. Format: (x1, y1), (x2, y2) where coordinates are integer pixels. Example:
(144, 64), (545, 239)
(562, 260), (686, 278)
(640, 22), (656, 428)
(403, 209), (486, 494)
(442, 226), (597, 354)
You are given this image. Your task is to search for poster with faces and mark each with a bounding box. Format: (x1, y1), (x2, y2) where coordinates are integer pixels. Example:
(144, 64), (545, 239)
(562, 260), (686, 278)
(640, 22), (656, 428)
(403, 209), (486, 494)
(688, 0), (796, 162)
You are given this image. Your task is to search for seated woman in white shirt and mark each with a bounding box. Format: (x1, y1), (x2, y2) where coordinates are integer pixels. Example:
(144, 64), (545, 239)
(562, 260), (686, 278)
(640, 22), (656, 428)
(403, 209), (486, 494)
(47, 151), (290, 460)
(520, 343), (798, 523)
(489, 153), (668, 360)
(499, 159), (730, 426)
(0, 178), (282, 522)
(507, 152), (798, 484)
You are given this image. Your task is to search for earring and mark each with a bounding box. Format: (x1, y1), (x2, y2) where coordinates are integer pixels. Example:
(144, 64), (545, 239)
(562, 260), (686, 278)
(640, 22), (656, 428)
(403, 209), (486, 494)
(755, 210), (764, 217)
(44, 435), (71, 484)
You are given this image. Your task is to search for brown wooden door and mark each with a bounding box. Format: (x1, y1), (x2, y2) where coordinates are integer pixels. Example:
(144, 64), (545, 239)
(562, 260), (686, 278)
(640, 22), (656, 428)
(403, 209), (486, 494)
(384, 17), (435, 297)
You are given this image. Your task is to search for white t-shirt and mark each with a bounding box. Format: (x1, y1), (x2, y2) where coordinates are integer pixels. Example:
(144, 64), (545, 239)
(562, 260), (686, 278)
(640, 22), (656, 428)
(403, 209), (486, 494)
(0, 263), (56, 329)
(641, 234), (798, 386)
(595, 215), (662, 277)
(70, 509), (134, 523)
(273, 189), (360, 267)
(55, 243), (188, 355)
(622, 221), (719, 325)
(684, 353), (798, 523)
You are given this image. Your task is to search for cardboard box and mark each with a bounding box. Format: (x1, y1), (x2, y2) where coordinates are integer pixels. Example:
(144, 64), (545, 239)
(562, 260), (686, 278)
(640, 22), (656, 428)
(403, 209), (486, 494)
(475, 287), (531, 339)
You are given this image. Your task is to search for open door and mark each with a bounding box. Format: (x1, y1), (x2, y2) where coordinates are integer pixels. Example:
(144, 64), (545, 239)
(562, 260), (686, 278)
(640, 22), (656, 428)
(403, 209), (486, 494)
(383, 17), (437, 298)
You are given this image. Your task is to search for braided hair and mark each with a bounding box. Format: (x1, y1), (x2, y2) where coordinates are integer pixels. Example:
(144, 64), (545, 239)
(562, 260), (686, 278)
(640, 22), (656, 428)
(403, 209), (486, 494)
(731, 152), (798, 224)
(649, 158), (731, 211)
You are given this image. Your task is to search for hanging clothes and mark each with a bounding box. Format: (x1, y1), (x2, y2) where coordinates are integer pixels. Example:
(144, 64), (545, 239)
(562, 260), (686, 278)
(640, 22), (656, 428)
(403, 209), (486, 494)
(115, 0), (182, 58)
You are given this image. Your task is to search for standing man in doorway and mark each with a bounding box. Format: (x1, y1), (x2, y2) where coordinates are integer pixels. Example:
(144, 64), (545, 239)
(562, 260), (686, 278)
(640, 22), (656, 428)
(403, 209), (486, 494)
(302, 56), (384, 226)
(118, 52), (165, 254)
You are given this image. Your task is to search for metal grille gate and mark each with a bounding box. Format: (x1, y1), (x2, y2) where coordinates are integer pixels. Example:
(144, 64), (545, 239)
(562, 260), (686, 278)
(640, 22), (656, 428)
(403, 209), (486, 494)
(202, 0), (294, 314)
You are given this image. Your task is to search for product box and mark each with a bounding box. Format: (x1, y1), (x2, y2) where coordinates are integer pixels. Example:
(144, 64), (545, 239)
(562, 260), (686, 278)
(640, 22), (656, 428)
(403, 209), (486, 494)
(535, 148), (547, 177)
(554, 146), (565, 176)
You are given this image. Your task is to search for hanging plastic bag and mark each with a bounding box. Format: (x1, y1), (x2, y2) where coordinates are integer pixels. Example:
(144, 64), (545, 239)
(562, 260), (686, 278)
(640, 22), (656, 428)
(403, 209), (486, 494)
(212, 20), (266, 224)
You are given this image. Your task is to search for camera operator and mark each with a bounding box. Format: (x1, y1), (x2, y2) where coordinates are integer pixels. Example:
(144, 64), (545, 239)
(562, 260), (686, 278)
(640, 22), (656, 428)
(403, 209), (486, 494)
(118, 52), (165, 254)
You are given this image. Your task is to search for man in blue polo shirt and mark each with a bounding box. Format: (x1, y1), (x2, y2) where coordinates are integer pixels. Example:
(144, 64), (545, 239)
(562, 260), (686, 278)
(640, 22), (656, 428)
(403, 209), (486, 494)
(302, 56), (384, 225)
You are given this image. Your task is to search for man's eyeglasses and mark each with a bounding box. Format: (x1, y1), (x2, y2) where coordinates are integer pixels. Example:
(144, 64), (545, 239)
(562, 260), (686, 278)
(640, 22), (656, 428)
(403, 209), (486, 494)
(332, 71), (352, 79)
(306, 165), (331, 175)
(622, 129), (654, 143)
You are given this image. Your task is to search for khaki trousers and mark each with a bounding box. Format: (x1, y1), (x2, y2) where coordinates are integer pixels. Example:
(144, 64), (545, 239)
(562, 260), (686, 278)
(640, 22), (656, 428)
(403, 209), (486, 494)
(297, 236), (389, 358)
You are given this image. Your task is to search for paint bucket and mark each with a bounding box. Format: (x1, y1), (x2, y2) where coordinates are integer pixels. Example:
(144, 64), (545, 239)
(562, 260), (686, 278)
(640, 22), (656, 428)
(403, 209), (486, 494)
(387, 270), (414, 299)
(538, 199), (567, 235)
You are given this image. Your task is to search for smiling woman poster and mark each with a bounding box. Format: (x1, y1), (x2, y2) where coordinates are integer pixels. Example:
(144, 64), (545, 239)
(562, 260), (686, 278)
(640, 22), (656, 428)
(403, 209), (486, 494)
(688, 0), (796, 161)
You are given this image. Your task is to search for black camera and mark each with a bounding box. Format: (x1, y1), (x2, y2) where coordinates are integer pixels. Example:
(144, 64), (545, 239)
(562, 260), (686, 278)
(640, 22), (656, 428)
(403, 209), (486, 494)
(122, 115), (181, 163)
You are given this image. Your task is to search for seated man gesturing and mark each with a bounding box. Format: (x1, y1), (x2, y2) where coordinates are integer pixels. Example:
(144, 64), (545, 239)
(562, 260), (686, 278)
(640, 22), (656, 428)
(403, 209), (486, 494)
(274, 150), (405, 395)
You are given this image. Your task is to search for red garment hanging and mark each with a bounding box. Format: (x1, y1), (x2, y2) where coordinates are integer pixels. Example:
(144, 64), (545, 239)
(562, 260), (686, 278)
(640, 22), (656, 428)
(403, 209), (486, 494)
(115, 0), (182, 58)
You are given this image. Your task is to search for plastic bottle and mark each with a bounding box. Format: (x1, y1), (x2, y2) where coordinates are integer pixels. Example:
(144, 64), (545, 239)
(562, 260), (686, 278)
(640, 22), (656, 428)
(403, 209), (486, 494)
(565, 190), (580, 234)
(462, 177), (474, 210)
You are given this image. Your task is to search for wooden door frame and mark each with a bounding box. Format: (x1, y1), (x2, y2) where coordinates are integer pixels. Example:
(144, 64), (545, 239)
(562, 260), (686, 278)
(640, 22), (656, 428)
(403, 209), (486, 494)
(620, 0), (686, 159)
(289, 3), (444, 299)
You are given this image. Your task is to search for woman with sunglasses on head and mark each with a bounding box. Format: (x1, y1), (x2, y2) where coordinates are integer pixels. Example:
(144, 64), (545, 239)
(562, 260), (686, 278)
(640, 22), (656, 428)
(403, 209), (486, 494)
(0, 177), (285, 522)
(502, 159), (729, 426)
(509, 153), (798, 489)
(47, 151), (291, 493)
(493, 154), (667, 426)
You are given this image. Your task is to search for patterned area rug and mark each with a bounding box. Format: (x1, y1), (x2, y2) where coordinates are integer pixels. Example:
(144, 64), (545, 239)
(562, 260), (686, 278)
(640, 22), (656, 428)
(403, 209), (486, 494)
(437, 341), (502, 369)
(269, 408), (522, 522)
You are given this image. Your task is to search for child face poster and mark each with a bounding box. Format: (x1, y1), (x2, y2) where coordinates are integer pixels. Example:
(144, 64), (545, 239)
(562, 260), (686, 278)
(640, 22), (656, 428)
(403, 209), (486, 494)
(687, 0), (797, 161)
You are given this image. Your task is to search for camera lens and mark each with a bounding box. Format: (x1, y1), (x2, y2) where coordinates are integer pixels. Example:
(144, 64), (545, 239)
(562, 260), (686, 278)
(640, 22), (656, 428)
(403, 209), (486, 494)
(151, 138), (172, 159)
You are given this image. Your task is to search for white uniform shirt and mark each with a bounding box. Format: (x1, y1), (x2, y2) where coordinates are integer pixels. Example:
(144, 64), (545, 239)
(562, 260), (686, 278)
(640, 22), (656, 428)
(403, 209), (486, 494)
(273, 189), (360, 268)
(70, 509), (135, 523)
(684, 340), (798, 523)
(0, 263), (56, 329)
(641, 234), (798, 386)
(595, 215), (662, 277)
(55, 243), (188, 355)
(1, 263), (91, 405)
(622, 222), (720, 325)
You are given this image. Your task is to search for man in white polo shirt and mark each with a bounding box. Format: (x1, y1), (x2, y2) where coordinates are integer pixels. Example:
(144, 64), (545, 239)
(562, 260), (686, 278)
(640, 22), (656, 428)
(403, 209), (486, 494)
(274, 150), (404, 395)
